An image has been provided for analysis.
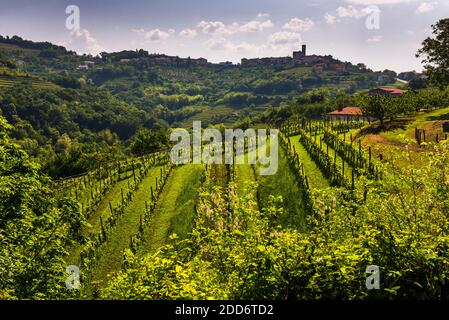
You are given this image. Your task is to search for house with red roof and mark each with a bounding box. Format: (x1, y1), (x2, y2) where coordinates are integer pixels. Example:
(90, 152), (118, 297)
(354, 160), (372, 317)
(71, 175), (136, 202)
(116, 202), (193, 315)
(328, 106), (370, 121)
(368, 87), (407, 96)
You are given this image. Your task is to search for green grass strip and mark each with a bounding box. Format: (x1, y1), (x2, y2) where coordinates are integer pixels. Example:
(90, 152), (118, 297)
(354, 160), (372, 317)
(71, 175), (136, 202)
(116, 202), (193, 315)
(90, 166), (162, 283)
(138, 164), (204, 255)
(289, 135), (330, 189)
(257, 146), (309, 230)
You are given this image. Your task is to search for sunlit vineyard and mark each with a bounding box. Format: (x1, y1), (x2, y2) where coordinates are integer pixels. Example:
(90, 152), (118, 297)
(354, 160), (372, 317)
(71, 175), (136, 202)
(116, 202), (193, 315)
(16, 112), (440, 299)
(3, 88), (449, 300)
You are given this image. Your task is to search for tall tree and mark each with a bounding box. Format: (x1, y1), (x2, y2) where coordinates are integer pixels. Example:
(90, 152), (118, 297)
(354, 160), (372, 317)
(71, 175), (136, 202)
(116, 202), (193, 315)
(417, 18), (449, 88)
(130, 128), (169, 156)
(358, 94), (393, 125)
(0, 116), (84, 299)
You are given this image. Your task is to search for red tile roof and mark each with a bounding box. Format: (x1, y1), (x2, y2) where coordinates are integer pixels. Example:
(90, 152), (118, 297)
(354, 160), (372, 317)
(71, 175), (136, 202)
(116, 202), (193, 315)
(372, 87), (407, 95)
(328, 106), (362, 116)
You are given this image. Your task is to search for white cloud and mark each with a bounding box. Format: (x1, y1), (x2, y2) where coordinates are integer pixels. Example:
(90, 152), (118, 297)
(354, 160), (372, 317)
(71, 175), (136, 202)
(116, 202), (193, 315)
(325, 4), (383, 26)
(179, 28), (197, 39)
(198, 17), (274, 35)
(257, 13), (270, 19)
(203, 37), (258, 53)
(67, 29), (104, 55)
(347, 0), (416, 4)
(204, 37), (229, 50)
(232, 42), (260, 53)
(366, 35), (383, 42)
(204, 30), (302, 53)
(132, 28), (145, 34)
(197, 21), (234, 35)
(324, 13), (337, 25)
(415, 2), (436, 14)
(132, 28), (172, 42)
(267, 31), (302, 46)
(282, 18), (315, 32)
(336, 5), (370, 18)
(239, 19), (274, 32)
(145, 29), (170, 41)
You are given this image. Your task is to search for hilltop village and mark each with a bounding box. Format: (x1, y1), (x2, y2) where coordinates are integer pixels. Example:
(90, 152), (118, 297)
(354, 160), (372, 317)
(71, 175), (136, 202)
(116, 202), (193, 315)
(241, 44), (346, 72)
(76, 44), (348, 73)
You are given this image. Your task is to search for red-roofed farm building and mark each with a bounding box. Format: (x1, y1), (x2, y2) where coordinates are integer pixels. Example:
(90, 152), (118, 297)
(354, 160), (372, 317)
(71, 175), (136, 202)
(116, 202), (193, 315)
(328, 106), (372, 122)
(368, 87), (407, 96)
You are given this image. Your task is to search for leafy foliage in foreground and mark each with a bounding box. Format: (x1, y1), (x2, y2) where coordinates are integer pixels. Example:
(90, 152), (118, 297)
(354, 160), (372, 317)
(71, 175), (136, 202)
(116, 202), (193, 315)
(0, 116), (84, 299)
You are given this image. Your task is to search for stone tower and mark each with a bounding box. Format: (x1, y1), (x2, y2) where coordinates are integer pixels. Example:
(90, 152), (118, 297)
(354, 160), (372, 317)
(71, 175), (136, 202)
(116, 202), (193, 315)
(293, 44), (307, 60)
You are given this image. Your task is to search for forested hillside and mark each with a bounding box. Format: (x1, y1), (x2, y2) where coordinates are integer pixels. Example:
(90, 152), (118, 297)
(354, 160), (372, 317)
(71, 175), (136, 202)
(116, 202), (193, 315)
(0, 36), (394, 177)
(0, 36), (393, 124)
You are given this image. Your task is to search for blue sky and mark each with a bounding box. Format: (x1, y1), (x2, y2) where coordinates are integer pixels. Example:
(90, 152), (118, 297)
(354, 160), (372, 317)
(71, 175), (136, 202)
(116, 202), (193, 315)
(0, 0), (448, 72)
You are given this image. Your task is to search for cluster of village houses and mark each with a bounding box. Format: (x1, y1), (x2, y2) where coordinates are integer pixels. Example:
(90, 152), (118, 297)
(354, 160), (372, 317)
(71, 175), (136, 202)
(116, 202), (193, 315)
(72, 47), (424, 80)
(241, 45), (346, 72)
(76, 44), (349, 71)
(76, 55), (208, 70)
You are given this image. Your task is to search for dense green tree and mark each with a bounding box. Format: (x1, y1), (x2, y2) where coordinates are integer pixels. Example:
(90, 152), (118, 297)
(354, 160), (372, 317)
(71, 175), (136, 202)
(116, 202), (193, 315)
(417, 18), (449, 88)
(408, 77), (428, 90)
(0, 116), (84, 299)
(129, 128), (169, 156)
(358, 94), (393, 125)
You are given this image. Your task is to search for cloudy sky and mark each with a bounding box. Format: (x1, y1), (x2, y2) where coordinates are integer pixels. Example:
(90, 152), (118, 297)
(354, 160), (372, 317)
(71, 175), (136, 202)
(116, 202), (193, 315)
(0, 0), (448, 72)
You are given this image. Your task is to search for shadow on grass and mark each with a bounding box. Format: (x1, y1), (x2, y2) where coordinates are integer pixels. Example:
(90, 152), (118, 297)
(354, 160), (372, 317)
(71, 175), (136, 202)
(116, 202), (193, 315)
(359, 118), (411, 135)
(427, 112), (449, 121)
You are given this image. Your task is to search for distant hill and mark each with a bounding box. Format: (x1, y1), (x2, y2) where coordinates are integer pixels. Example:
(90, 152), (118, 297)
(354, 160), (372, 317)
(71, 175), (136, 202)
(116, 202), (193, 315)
(0, 34), (398, 133)
(0, 35), (74, 55)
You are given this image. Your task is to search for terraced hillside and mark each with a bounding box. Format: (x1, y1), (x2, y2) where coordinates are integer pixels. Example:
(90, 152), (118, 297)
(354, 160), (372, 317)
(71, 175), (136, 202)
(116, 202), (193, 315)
(0, 75), (60, 90)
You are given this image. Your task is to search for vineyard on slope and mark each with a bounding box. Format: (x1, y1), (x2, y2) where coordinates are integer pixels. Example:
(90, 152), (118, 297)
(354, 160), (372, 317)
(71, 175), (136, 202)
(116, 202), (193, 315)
(99, 119), (449, 299)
